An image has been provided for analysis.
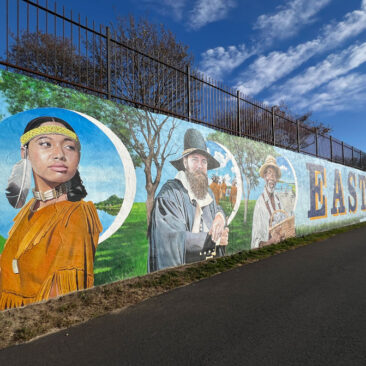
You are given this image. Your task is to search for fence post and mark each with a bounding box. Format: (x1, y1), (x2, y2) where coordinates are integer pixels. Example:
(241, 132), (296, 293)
(358, 150), (361, 169)
(315, 128), (318, 157)
(186, 65), (191, 121)
(342, 141), (345, 164)
(361, 152), (363, 170)
(329, 135), (333, 162)
(297, 120), (300, 152)
(237, 90), (241, 136)
(272, 106), (276, 146)
(106, 26), (111, 100)
(352, 146), (354, 167)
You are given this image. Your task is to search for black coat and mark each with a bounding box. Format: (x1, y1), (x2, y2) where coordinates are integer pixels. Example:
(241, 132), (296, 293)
(148, 179), (225, 272)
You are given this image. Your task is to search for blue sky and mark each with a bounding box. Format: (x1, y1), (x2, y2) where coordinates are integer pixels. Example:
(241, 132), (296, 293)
(2, 0), (365, 152)
(40, 0), (366, 153)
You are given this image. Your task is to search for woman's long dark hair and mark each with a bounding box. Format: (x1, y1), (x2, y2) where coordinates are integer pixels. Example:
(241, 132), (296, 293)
(24, 116), (87, 201)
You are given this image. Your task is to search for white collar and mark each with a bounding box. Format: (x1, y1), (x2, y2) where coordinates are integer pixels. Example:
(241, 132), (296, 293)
(176, 171), (213, 207)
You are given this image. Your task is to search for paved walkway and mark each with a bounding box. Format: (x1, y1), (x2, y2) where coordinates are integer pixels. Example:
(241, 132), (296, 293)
(1, 226), (366, 365)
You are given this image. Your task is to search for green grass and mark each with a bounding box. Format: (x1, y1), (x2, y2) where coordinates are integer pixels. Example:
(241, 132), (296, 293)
(94, 202), (149, 286)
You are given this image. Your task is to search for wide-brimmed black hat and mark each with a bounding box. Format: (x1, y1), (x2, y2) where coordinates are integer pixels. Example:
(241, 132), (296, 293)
(170, 128), (220, 171)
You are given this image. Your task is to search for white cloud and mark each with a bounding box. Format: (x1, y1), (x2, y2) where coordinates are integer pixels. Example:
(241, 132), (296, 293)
(214, 150), (230, 168)
(321, 1), (366, 46)
(199, 44), (253, 80)
(254, 0), (331, 42)
(236, 40), (320, 95)
(269, 42), (366, 105)
(280, 165), (288, 171)
(189, 0), (236, 30)
(235, 2), (366, 95)
(291, 72), (366, 112)
(141, 0), (187, 20)
(161, 0), (187, 20)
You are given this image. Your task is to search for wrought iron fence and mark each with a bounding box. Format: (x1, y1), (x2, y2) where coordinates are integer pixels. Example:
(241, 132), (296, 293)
(1, 0), (365, 171)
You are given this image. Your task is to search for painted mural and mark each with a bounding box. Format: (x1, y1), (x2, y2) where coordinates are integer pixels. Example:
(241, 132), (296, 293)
(0, 69), (365, 310)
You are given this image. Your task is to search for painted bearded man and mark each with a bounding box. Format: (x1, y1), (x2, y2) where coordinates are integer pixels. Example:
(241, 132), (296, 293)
(251, 155), (288, 249)
(148, 128), (229, 272)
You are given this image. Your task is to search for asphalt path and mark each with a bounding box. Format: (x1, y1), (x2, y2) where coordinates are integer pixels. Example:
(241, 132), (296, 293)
(1, 226), (366, 365)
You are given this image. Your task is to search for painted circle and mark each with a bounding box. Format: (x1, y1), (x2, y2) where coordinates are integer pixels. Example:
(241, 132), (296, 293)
(74, 111), (136, 243)
(207, 140), (243, 225)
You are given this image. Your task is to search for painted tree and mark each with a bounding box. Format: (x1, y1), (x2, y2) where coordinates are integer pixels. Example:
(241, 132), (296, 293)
(107, 107), (178, 223)
(208, 131), (276, 223)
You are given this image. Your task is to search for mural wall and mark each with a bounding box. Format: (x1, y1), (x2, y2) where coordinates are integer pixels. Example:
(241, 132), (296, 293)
(0, 70), (365, 310)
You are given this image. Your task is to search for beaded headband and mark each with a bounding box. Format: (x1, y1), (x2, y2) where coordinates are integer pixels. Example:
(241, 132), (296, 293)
(20, 125), (78, 146)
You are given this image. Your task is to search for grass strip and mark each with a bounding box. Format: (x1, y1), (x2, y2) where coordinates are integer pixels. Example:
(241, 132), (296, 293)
(1, 221), (366, 350)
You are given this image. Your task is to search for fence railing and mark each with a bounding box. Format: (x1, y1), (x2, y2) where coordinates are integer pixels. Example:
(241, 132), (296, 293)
(1, 0), (365, 171)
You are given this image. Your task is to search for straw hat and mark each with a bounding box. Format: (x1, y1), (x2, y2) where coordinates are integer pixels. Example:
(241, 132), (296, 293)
(259, 155), (281, 179)
(170, 128), (220, 171)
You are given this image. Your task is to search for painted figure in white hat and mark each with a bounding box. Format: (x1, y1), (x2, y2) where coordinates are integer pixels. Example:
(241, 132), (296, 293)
(251, 155), (288, 248)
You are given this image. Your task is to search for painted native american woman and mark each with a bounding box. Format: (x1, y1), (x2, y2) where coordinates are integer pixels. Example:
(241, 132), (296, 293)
(0, 117), (102, 310)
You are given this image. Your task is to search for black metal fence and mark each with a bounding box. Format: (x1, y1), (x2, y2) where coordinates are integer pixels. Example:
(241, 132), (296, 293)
(1, 0), (365, 171)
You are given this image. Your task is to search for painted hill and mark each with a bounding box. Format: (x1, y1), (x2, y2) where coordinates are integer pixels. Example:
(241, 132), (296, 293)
(95, 195), (123, 216)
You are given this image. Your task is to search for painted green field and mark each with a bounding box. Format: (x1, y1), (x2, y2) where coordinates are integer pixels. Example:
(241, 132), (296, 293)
(219, 199), (256, 254)
(94, 200), (256, 286)
(94, 202), (149, 286)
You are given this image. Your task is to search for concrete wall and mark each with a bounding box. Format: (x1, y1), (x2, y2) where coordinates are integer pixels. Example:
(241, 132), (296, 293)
(0, 70), (364, 309)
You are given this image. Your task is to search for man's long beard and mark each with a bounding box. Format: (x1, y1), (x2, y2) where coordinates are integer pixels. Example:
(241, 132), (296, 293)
(186, 170), (208, 200)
